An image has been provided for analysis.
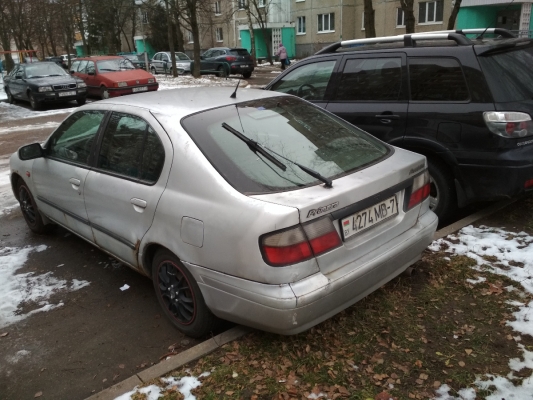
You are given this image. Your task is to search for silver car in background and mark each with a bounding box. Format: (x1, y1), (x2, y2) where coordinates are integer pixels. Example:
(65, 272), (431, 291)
(150, 51), (191, 75)
(9, 88), (438, 337)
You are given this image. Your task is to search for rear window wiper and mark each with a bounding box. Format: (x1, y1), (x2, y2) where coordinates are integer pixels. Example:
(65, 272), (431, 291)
(221, 122), (333, 188)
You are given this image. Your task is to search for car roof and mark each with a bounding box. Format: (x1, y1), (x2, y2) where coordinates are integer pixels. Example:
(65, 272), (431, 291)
(76, 56), (122, 61)
(88, 87), (289, 118)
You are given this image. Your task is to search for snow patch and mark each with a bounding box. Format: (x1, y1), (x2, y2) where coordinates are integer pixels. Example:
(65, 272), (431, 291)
(0, 157), (18, 217)
(5, 349), (31, 364)
(0, 121), (60, 136)
(0, 245), (90, 328)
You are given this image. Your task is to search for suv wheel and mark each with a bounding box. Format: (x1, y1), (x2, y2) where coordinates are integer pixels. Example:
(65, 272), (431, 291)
(428, 159), (456, 221)
(243, 72), (252, 79)
(29, 92), (41, 110)
(150, 66), (157, 75)
(217, 66), (227, 78)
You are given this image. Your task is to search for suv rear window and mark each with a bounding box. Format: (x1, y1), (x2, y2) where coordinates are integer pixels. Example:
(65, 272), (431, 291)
(182, 97), (390, 194)
(478, 46), (533, 102)
(228, 49), (250, 56)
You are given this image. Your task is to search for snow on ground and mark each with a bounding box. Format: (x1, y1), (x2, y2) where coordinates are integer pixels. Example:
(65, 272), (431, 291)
(0, 121), (60, 136)
(0, 101), (76, 122)
(0, 157), (18, 217)
(155, 74), (248, 91)
(0, 74), (6, 102)
(430, 225), (533, 399)
(115, 372), (210, 400)
(0, 244), (90, 329)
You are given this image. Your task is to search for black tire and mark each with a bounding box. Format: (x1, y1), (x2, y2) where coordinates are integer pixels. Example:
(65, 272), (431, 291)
(100, 86), (110, 100)
(6, 88), (14, 104)
(242, 72), (252, 79)
(217, 65), (227, 78)
(29, 92), (41, 110)
(427, 159), (456, 221)
(76, 98), (86, 106)
(150, 66), (157, 75)
(17, 181), (51, 234)
(152, 249), (220, 338)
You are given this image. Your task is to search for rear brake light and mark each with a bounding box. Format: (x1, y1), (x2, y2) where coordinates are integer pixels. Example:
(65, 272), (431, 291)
(484, 112), (533, 138)
(525, 179), (533, 189)
(261, 218), (341, 267)
(406, 170), (430, 210)
(225, 56), (236, 62)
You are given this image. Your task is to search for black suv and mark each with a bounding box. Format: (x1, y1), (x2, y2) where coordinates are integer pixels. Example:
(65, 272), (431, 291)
(201, 47), (254, 78)
(266, 29), (533, 220)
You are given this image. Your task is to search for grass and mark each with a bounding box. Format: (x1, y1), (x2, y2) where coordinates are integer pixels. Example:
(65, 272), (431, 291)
(140, 196), (533, 399)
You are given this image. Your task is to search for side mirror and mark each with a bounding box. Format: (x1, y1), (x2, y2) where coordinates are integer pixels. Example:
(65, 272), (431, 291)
(69, 70), (75, 74)
(15, 74), (23, 79)
(19, 143), (44, 160)
(88, 71), (95, 76)
(200, 55), (205, 60)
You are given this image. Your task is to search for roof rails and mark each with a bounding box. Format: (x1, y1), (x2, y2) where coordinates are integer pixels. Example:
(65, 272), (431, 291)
(315, 28), (516, 55)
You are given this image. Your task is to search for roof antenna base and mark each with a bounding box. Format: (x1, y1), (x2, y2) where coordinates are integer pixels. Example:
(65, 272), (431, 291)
(230, 78), (241, 99)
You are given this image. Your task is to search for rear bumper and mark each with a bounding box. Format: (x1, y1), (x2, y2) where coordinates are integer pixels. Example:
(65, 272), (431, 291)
(185, 209), (438, 335)
(230, 64), (254, 75)
(107, 83), (159, 97)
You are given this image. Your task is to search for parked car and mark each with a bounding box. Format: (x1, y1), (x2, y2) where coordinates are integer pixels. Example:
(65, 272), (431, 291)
(69, 56), (158, 99)
(9, 87), (437, 337)
(45, 56), (67, 69)
(3, 61), (87, 110)
(199, 47), (254, 78)
(120, 53), (149, 70)
(150, 51), (191, 75)
(266, 28), (533, 221)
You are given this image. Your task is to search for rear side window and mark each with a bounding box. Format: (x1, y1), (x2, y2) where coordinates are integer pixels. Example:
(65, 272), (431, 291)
(181, 96), (390, 194)
(409, 58), (469, 101)
(335, 57), (403, 101)
(229, 49), (250, 56)
(478, 46), (533, 103)
(269, 60), (336, 101)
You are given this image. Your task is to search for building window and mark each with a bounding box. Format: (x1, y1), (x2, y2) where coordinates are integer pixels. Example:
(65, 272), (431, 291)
(297, 16), (306, 34)
(396, 8), (405, 27)
(238, 0), (246, 9)
(318, 13), (335, 33)
(361, 11), (365, 30)
(418, 1), (443, 24)
(258, 0), (265, 7)
(216, 27), (223, 42)
(187, 31), (194, 43)
(214, 1), (221, 15)
(141, 11), (148, 24)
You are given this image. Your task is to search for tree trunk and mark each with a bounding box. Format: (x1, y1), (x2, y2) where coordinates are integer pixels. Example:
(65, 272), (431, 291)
(363, 0), (376, 38)
(245, 7), (257, 66)
(447, 0), (462, 30)
(400, 0), (415, 34)
(165, 0), (177, 77)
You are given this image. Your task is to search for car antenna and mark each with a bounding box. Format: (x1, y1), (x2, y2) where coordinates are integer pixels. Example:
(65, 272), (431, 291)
(230, 79), (241, 98)
(478, 0), (515, 39)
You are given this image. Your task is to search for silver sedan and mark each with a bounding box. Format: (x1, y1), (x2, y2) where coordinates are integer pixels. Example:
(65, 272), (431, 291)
(9, 88), (438, 337)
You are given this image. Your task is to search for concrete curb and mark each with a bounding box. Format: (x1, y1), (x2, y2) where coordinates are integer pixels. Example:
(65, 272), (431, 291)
(85, 326), (251, 400)
(85, 197), (519, 400)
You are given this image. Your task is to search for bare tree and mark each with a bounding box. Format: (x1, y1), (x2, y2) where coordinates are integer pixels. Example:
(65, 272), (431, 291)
(399, 0), (416, 34)
(448, 0), (461, 30)
(363, 0), (376, 38)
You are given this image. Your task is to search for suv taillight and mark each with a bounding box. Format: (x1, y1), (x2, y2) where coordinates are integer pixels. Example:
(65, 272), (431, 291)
(225, 56), (236, 62)
(261, 218), (342, 267)
(406, 171), (430, 210)
(483, 112), (533, 138)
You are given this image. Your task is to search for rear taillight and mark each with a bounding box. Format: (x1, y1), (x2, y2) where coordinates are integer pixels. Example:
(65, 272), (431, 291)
(525, 179), (533, 189)
(406, 170), (430, 210)
(261, 218), (342, 267)
(225, 56), (236, 62)
(483, 112), (533, 138)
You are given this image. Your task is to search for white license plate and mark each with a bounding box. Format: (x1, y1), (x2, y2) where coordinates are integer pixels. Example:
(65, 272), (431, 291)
(58, 91), (76, 97)
(241, 65), (249, 68)
(341, 195), (399, 239)
(132, 86), (148, 93)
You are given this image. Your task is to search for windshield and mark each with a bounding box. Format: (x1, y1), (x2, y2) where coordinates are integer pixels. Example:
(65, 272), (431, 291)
(478, 45), (533, 102)
(97, 59), (135, 73)
(25, 63), (67, 78)
(181, 96), (390, 194)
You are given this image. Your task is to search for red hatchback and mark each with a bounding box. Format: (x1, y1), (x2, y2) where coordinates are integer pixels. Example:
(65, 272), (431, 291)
(70, 56), (158, 99)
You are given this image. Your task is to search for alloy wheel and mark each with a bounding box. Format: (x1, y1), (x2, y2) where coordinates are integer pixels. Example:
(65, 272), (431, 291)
(156, 261), (196, 324)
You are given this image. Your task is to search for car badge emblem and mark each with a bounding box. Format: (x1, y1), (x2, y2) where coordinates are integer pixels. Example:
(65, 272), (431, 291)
(136, 80), (139, 84)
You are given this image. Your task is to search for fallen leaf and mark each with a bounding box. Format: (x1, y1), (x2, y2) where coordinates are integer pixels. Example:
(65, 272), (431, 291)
(415, 360), (423, 368)
(375, 391), (397, 400)
(416, 379), (424, 385)
(433, 381), (441, 388)
(0, 332), (8, 337)
(458, 361), (466, 367)
(419, 373), (428, 380)
(465, 349), (473, 356)
(34, 392), (42, 398)
(232, 371), (238, 378)
(225, 391), (234, 396)
(119, 364), (125, 369)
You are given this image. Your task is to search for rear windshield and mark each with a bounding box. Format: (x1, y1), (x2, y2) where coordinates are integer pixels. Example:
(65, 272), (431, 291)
(229, 49), (250, 56)
(478, 45), (533, 102)
(181, 96), (390, 194)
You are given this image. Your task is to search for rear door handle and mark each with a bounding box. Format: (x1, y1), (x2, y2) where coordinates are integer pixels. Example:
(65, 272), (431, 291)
(69, 178), (81, 190)
(131, 198), (147, 213)
(374, 114), (400, 120)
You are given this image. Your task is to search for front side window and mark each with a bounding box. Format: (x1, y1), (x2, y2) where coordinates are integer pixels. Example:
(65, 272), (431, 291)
(297, 16), (306, 34)
(409, 58), (469, 101)
(97, 112), (164, 182)
(269, 60), (336, 101)
(335, 58), (403, 101)
(47, 111), (105, 165)
(86, 61), (95, 74)
(318, 13), (335, 32)
(418, 1), (443, 23)
(216, 27), (223, 42)
(397, 8), (405, 27)
(70, 60), (80, 73)
(182, 97), (390, 194)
